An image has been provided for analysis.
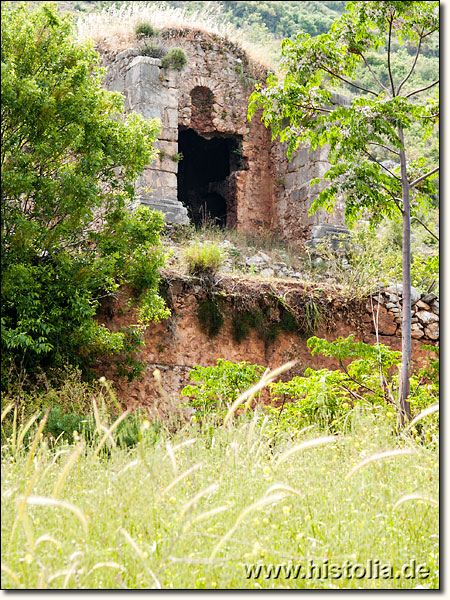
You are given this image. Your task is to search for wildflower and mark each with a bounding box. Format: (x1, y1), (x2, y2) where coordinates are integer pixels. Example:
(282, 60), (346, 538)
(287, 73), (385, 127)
(283, 505), (291, 516)
(141, 420), (150, 431)
(99, 376), (106, 384)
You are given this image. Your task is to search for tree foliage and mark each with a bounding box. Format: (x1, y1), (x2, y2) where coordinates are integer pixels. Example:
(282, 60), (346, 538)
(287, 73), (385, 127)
(248, 0), (439, 420)
(1, 3), (168, 383)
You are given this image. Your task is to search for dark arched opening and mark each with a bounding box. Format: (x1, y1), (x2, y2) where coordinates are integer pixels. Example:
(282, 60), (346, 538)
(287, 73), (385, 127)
(177, 128), (246, 228)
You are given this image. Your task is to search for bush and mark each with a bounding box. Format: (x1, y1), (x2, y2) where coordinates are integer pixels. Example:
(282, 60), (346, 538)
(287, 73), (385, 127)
(140, 43), (167, 58)
(135, 22), (157, 38)
(183, 242), (224, 276)
(161, 47), (188, 70)
(181, 359), (265, 416)
(267, 335), (438, 436)
(1, 5), (168, 385)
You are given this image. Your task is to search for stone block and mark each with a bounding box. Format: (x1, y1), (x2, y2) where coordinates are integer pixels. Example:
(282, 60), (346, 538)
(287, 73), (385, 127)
(284, 172), (298, 189)
(415, 300), (430, 311)
(424, 322), (439, 340)
(421, 293), (437, 304)
(288, 186), (309, 204)
(160, 127), (178, 142)
(163, 107), (179, 130)
(138, 197), (189, 225)
(416, 310), (439, 325)
(288, 146), (309, 170)
(411, 323), (425, 339)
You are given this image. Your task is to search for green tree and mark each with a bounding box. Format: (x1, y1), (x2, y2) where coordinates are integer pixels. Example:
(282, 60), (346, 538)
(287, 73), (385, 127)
(249, 0), (439, 422)
(1, 3), (169, 383)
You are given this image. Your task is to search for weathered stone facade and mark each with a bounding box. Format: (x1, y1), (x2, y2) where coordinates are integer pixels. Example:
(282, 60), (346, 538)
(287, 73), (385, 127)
(101, 29), (344, 243)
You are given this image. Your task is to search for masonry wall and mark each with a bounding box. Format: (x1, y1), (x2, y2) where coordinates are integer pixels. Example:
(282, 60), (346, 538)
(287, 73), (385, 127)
(101, 30), (346, 243)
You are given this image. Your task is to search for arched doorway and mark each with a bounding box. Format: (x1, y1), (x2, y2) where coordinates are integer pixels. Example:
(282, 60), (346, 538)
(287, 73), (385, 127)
(177, 128), (245, 228)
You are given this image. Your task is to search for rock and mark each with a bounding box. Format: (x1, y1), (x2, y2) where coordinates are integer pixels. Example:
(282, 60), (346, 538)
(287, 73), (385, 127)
(416, 310), (439, 325)
(310, 224), (349, 240)
(385, 302), (399, 309)
(371, 306), (397, 336)
(387, 293), (400, 302)
(415, 300), (430, 311)
(424, 322), (439, 340)
(260, 268), (275, 278)
(411, 323), (425, 339)
(431, 300), (439, 315)
(421, 293), (437, 304)
(385, 284), (421, 304)
(247, 255), (264, 266)
(258, 251), (271, 262)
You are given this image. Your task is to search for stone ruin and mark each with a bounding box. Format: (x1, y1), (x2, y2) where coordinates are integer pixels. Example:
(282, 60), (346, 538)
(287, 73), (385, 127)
(101, 28), (345, 243)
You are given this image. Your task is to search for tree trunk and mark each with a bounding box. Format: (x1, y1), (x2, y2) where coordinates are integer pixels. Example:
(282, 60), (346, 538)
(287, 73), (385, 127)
(398, 127), (412, 423)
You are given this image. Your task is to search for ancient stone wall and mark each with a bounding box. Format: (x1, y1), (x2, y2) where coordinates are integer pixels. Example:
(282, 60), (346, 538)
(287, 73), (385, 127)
(100, 30), (346, 243)
(102, 48), (188, 224)
(96, 274), (438, 410)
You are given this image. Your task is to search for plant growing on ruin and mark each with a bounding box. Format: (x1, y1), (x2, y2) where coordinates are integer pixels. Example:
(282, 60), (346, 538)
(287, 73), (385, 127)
(183, 242), (224, 277)
(249, 1), (439, 422)
(161, 47), (188, 71)
(140, 43), (168, 59)
(1, 5), (169, 384)
(135, 22), (158, 38)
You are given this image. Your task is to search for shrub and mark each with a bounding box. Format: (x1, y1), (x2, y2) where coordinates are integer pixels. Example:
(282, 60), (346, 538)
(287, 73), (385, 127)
(267, 335), (438, 436)
(1, 5), (168, 385)
(183, 242), (223, 276)
(161, 47), (187, 70)
(135, 22), (157, 38)
(140, 43), (167, 59)
(181, 359), (265, 416)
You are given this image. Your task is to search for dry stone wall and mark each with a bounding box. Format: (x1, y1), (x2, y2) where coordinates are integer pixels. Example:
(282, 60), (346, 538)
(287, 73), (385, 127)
(368, 286), (439, 341)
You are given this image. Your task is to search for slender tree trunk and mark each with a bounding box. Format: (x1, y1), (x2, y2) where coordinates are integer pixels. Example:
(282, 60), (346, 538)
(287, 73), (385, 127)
(398, 127), (412, 423)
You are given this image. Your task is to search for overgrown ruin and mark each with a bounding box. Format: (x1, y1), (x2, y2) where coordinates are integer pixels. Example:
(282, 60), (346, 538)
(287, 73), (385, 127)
(102, 28), (345, 242)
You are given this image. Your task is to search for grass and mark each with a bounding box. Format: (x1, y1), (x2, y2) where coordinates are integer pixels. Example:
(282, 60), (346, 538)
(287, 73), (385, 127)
(1, 402), (439, 589)
(183, 241), (224, 276)
(76, 2), (279, 69)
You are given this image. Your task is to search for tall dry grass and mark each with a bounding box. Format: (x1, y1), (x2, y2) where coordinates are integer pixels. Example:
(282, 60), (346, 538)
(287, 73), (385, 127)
(1, 390), (439, 589)
(76, 1), (279, 68)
